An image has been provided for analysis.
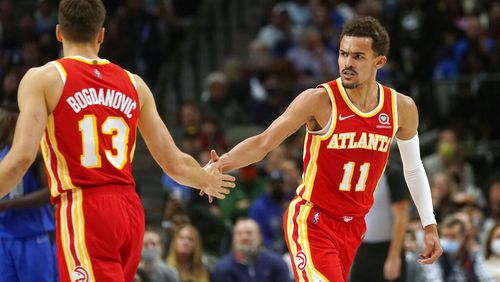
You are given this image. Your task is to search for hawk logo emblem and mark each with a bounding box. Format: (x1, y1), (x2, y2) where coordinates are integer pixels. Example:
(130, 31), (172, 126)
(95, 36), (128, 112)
(295, 251), (307, 271)
(72, 266), (89, 282)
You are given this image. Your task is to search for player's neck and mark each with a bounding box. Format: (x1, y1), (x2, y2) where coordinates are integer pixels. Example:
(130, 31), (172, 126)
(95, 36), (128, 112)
(62, 42), (100, 60)
(344, 81), (379, 112)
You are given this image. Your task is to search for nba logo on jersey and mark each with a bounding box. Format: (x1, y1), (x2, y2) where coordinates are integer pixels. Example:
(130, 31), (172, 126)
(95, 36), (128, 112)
(313, 212), (320, 224)
(93, 68), (102, 79)
(72, 266), (89, 282)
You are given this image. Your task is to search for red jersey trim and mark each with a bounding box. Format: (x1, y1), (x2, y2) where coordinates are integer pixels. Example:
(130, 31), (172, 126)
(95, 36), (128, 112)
(45, 115), (78, 197)
(59, 190), (96, 281)
(40, 133), (60, 197)
(300, 134), (321, 201)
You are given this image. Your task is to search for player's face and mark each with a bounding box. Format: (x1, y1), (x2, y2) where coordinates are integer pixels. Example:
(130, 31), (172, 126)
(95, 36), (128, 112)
(338, 36), (384, 89)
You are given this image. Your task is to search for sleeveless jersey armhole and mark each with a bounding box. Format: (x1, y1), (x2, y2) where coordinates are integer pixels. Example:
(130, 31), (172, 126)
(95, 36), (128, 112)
(125, 70), (137, 90)
(49, 61), (67, 84)
(307, 83), (337, 139)
(390, 88), (398, 138)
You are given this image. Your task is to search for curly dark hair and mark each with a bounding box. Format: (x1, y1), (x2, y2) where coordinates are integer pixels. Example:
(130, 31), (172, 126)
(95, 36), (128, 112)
(340, 16), (390, 56)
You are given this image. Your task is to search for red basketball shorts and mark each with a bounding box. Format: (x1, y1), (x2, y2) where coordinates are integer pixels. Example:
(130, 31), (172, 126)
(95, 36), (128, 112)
(54, 186), (145, 282)
(284, 197), (366, 282)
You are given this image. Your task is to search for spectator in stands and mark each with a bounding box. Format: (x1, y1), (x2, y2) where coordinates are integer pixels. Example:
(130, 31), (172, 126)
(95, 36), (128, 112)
(437, 216), (495, 282)
(424, 129), (485, 207)
(484, 223), (500, 281)
(1, 68), (22, 105)
(483, 173), (500, 233)
(285, 27), (338, 83)
(430, 172), (458, 222)
(134, 267), (150, 282)
(310, 2), (341, 48)
(167, 224), (210, 282)
(213, 218), (290, 282)
(455, 206), (484, 252)
(172, 102), (202, 145)
(199, 119), (228, 154)
(200, 72), (245, 129)
(404, 229), (442, 282)
(259, 145), (287, 178)
(33, 0), (57, 35)
(280, 157), (302, 193)
(140, 229), (180, 282)
(249, 170), (291, 253)
(282, 0), (310, 29)
(256, 3), (296, 57)
(219, 164), (266, 224)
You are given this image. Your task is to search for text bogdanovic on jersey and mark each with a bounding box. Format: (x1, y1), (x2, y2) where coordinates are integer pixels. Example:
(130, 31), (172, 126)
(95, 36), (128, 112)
(41, 56), (140, 199)
(297, 78), (398, 218)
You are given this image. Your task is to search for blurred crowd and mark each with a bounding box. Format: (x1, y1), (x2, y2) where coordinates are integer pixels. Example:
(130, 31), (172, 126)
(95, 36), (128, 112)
(1, 0), (500, 281)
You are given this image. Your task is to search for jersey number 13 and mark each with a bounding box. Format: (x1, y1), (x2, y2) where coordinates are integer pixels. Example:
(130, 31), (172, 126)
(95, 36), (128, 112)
(78, 115), (130, 169)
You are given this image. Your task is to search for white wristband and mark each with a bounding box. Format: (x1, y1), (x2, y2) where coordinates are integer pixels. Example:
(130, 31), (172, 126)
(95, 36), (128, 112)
(397, 134), (436, 227)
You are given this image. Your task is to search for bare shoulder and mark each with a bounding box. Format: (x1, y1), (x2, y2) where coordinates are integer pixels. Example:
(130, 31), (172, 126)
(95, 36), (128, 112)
(300, 87), (328, 98)
(396, 92), (417, 111)
(132, 73), (151, 109)
(296, 87), (329, 105)
(395, 92), (419, 139)
(23, 63), (61, 85)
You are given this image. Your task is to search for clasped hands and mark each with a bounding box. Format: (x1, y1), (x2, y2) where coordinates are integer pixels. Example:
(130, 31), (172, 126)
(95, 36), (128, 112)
(200, 150), (234, 203)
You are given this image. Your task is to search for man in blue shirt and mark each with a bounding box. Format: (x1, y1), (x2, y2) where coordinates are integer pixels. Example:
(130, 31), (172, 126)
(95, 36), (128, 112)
(0, 106), (58, 282)
(214, 218), (290, 282)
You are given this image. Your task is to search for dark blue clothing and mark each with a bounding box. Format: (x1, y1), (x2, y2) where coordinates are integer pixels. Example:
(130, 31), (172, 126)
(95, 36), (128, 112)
(0, 233), (58, 282)
(248, 194), (287, 253)
(0, 146), (58, 282)
(0, 147), (55, 238)
(213, 249), (290, 282)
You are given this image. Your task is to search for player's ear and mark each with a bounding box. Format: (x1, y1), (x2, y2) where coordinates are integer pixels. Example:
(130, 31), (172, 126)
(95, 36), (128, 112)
(375, 55), (387, 70)
(97, 27), (105, 45)
(55, 24), (63, 43)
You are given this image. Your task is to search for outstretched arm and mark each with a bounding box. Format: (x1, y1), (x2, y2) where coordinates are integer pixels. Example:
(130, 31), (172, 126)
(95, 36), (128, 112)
(135, 75), (234, 199)
(0, 68), (49, 198)
(396, 93), (442, 264)
(219, 88), (330, 172)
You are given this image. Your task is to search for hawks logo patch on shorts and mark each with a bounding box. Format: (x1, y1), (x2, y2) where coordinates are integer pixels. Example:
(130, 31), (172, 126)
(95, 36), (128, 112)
(72, 266), (89, 282)
(295, 251), (308, 270)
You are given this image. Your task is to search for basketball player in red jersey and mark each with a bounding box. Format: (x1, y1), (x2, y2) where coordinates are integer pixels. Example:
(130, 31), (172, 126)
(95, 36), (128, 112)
(210, 17), (442, 281)
(0, 0), (235, 281)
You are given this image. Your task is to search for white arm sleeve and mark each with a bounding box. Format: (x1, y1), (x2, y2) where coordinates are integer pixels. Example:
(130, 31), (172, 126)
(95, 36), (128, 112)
(396, 134), (437, 227)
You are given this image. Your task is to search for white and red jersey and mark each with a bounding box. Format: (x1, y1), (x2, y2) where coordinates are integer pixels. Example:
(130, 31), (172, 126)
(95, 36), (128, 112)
(297, 78), (398, 218)
(41, 56), (140, 199)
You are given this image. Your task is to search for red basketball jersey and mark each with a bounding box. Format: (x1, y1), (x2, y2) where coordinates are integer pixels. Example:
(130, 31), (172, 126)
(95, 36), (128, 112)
(297, 78), (398, 218)
(40, 56), (140, 199)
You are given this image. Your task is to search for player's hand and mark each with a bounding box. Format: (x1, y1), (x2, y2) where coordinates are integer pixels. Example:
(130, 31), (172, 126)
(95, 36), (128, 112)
(418, 224), (443, 264)
(200, 150), (225, 202)
(201, 159), (235, 203)
(383, 254), (401, 281)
